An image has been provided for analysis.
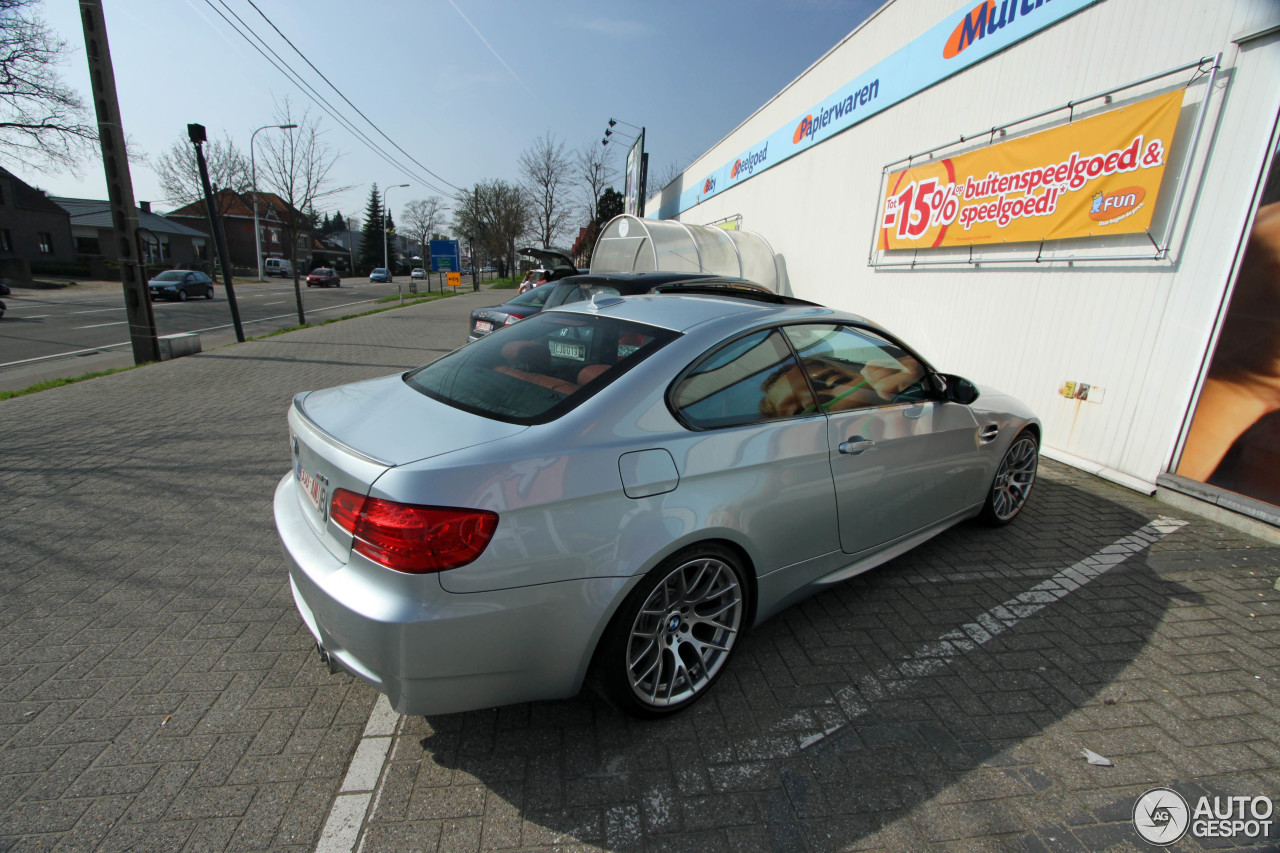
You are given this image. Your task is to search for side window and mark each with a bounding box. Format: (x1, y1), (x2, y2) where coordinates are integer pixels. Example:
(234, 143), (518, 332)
(672, 329), (816, 428)
(782, 324), (927, 412)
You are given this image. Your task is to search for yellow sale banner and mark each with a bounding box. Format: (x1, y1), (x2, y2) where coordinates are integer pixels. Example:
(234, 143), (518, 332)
(878, 90), (1183, 249)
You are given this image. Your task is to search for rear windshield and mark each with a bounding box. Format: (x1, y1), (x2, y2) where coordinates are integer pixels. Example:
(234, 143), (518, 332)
(405, 312), (678, 424)
(544, 280), (627, 309)
(508, 286), (553, 308)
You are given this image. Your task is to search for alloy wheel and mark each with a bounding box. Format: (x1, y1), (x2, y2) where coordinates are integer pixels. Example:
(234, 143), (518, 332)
(626, 555), (743, 708)
(990, 435), (1038, 521)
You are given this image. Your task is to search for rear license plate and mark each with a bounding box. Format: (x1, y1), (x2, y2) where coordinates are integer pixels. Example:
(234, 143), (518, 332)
(296, 464), (326, 513)
(475, 320), (493, 333)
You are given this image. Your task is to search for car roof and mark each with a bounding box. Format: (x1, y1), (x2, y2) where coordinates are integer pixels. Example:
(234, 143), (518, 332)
(550, 271), (764, 293)
(551, 292), (852, 335)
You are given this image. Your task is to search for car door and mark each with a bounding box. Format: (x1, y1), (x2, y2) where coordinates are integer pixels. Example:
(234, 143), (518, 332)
(781, 323), (985, 555)
(668, 328), (840, 574)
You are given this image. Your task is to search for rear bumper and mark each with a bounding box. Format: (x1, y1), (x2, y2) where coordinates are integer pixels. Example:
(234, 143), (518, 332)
(274, 473), (626, 715)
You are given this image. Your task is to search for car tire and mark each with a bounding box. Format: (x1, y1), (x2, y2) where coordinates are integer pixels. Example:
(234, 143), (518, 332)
(177, 289), (188, 302)
(205, 286), (214, 299)
(978, 429), (1039, 526)
(595, 543), (747, 718)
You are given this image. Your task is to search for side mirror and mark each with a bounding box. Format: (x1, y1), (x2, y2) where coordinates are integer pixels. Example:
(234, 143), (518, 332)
(946, 375), (980, 405)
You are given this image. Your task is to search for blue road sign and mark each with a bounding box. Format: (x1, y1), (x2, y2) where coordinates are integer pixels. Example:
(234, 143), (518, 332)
(429, 239), (461, 273)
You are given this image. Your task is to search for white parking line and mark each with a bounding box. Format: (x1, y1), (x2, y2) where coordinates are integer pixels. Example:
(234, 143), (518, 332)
(323, 514), (1188, 851)
(75, 321), (128, 329)
(801, 515), (1188, 748)
(69, 307), (124, 314)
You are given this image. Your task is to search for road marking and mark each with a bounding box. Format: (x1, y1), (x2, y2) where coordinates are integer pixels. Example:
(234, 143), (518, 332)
(264, 300), (287, 305)
(69, 307), (124, 315)
(324, 514), (1188, 852)
(799, 515), (1188, 749)
(316, 694), (400, 853)
(75, 321), (129, 329)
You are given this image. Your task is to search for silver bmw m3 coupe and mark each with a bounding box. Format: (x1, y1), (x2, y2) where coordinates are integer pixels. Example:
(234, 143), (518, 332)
(275, 288), (1040, 718)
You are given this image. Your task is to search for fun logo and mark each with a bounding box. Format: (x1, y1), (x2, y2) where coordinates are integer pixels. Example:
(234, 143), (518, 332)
(703, 176), (716, 194)
(1088, 186), (1146, 221)
(944, 0), (1032, 59)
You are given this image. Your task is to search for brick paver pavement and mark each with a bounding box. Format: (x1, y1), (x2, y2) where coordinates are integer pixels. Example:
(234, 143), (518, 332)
(1, 289), (1277, 852)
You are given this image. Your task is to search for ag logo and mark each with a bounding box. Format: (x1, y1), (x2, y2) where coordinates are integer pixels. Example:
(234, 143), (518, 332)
(1134, 788), (1190, 845)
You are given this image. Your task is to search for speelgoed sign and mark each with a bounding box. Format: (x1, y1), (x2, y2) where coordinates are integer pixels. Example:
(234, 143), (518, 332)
(878, 89), (1183, 250)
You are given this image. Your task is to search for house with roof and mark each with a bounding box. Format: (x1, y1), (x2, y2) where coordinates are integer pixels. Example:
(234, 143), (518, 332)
(52, 197), (209, 268)
(167, 189), (312, 273)
(0, 167), (76, 269)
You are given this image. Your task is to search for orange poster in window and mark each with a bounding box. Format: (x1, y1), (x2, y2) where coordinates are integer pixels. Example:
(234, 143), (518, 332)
(878, 89), (1183, 249)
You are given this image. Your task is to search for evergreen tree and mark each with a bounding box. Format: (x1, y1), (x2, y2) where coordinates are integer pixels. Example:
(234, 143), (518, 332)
(320, 211), (332, 234)
(332, 210), (346, 234)
(360, 184), (386, 270)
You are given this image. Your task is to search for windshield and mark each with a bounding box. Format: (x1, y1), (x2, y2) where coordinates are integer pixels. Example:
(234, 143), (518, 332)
(405, 312), (677, 424)
(153, 271), (185, 282)
(508, 286), (553, 308)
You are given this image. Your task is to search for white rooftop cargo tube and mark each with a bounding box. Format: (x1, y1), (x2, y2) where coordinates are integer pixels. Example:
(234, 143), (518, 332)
(590, 214), (781, 292)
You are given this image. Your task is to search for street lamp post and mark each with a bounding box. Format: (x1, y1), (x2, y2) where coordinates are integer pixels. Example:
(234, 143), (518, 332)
(383, 183), (409, 282)
(251, 123), (297, 281)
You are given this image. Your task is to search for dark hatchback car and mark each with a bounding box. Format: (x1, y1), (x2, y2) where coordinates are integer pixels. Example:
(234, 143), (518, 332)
(148, 270), (214, 301)
(306, 268), (341, 288)
(467, 272), (771, 342)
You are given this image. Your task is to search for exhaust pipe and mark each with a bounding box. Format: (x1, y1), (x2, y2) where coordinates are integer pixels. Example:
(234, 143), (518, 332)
(316, 642), (340, 675)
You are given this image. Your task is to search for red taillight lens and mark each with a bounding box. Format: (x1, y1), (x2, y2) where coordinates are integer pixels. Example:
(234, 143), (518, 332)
(504, 314), (522, 325)
(328, 488), (498, 573)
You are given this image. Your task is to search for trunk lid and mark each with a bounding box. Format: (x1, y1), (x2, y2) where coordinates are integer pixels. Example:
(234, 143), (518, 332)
(287, 374), (527, 562)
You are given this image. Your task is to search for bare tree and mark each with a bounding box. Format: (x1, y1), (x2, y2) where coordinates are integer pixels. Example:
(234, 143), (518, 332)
(152, 131), (251, 216)
(0, 0), (96, 170)
(402, 196), (446, 269)
(453, 180), (526, 275)
(651, 159), (686, 192)
(575, 142), (614, 224)
(258, 99), (347, 323)
(518, 133), (573, 249)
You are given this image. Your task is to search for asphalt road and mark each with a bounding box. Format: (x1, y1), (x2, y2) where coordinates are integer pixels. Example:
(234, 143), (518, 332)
(0, 272), (491, 392)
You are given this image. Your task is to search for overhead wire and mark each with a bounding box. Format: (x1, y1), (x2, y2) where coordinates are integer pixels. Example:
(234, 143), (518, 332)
(198, 0), (457, 198)
(241, 0), (463, 194)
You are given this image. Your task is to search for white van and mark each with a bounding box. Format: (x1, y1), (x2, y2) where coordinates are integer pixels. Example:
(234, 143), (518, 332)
(264, 258), (293, 277)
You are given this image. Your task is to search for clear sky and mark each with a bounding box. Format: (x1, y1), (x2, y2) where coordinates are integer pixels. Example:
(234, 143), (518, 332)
(22, 0), (882, 235)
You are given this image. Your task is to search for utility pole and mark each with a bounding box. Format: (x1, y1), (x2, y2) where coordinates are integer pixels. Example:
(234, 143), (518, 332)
(79, 1), (159, 364)
(189, 123), (246, 342)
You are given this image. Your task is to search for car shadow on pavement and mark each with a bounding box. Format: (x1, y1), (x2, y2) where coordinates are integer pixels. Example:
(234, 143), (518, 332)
(359, 476), (1230, 851)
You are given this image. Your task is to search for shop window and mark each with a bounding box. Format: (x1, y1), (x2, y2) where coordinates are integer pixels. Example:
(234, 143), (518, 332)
(76, 235), (102, 255)
(37, 232), (53, 254)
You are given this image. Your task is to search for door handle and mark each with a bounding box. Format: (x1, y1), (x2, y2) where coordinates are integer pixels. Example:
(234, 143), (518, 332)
(838, 437), (876, 455)
(978, 424), (999, 443)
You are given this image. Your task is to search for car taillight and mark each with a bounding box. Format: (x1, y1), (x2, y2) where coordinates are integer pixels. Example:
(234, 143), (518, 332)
(504, 315), (522, 325)
(329, 488), (498, 573)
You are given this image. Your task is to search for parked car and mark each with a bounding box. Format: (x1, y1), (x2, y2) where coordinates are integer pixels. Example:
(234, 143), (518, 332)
(0, 281), (11, 296)
(306, 268), (341, 288)
(148, 270), (214, 302)
(411, 268), (426, 280)
(468, 272), (768, 342)
(467, 283), (556, 341)
(264, 258), (293, 278)
(369, 268), (391, 283)
(276, 289), (1041, 719)
(0, 299), (5, 319)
